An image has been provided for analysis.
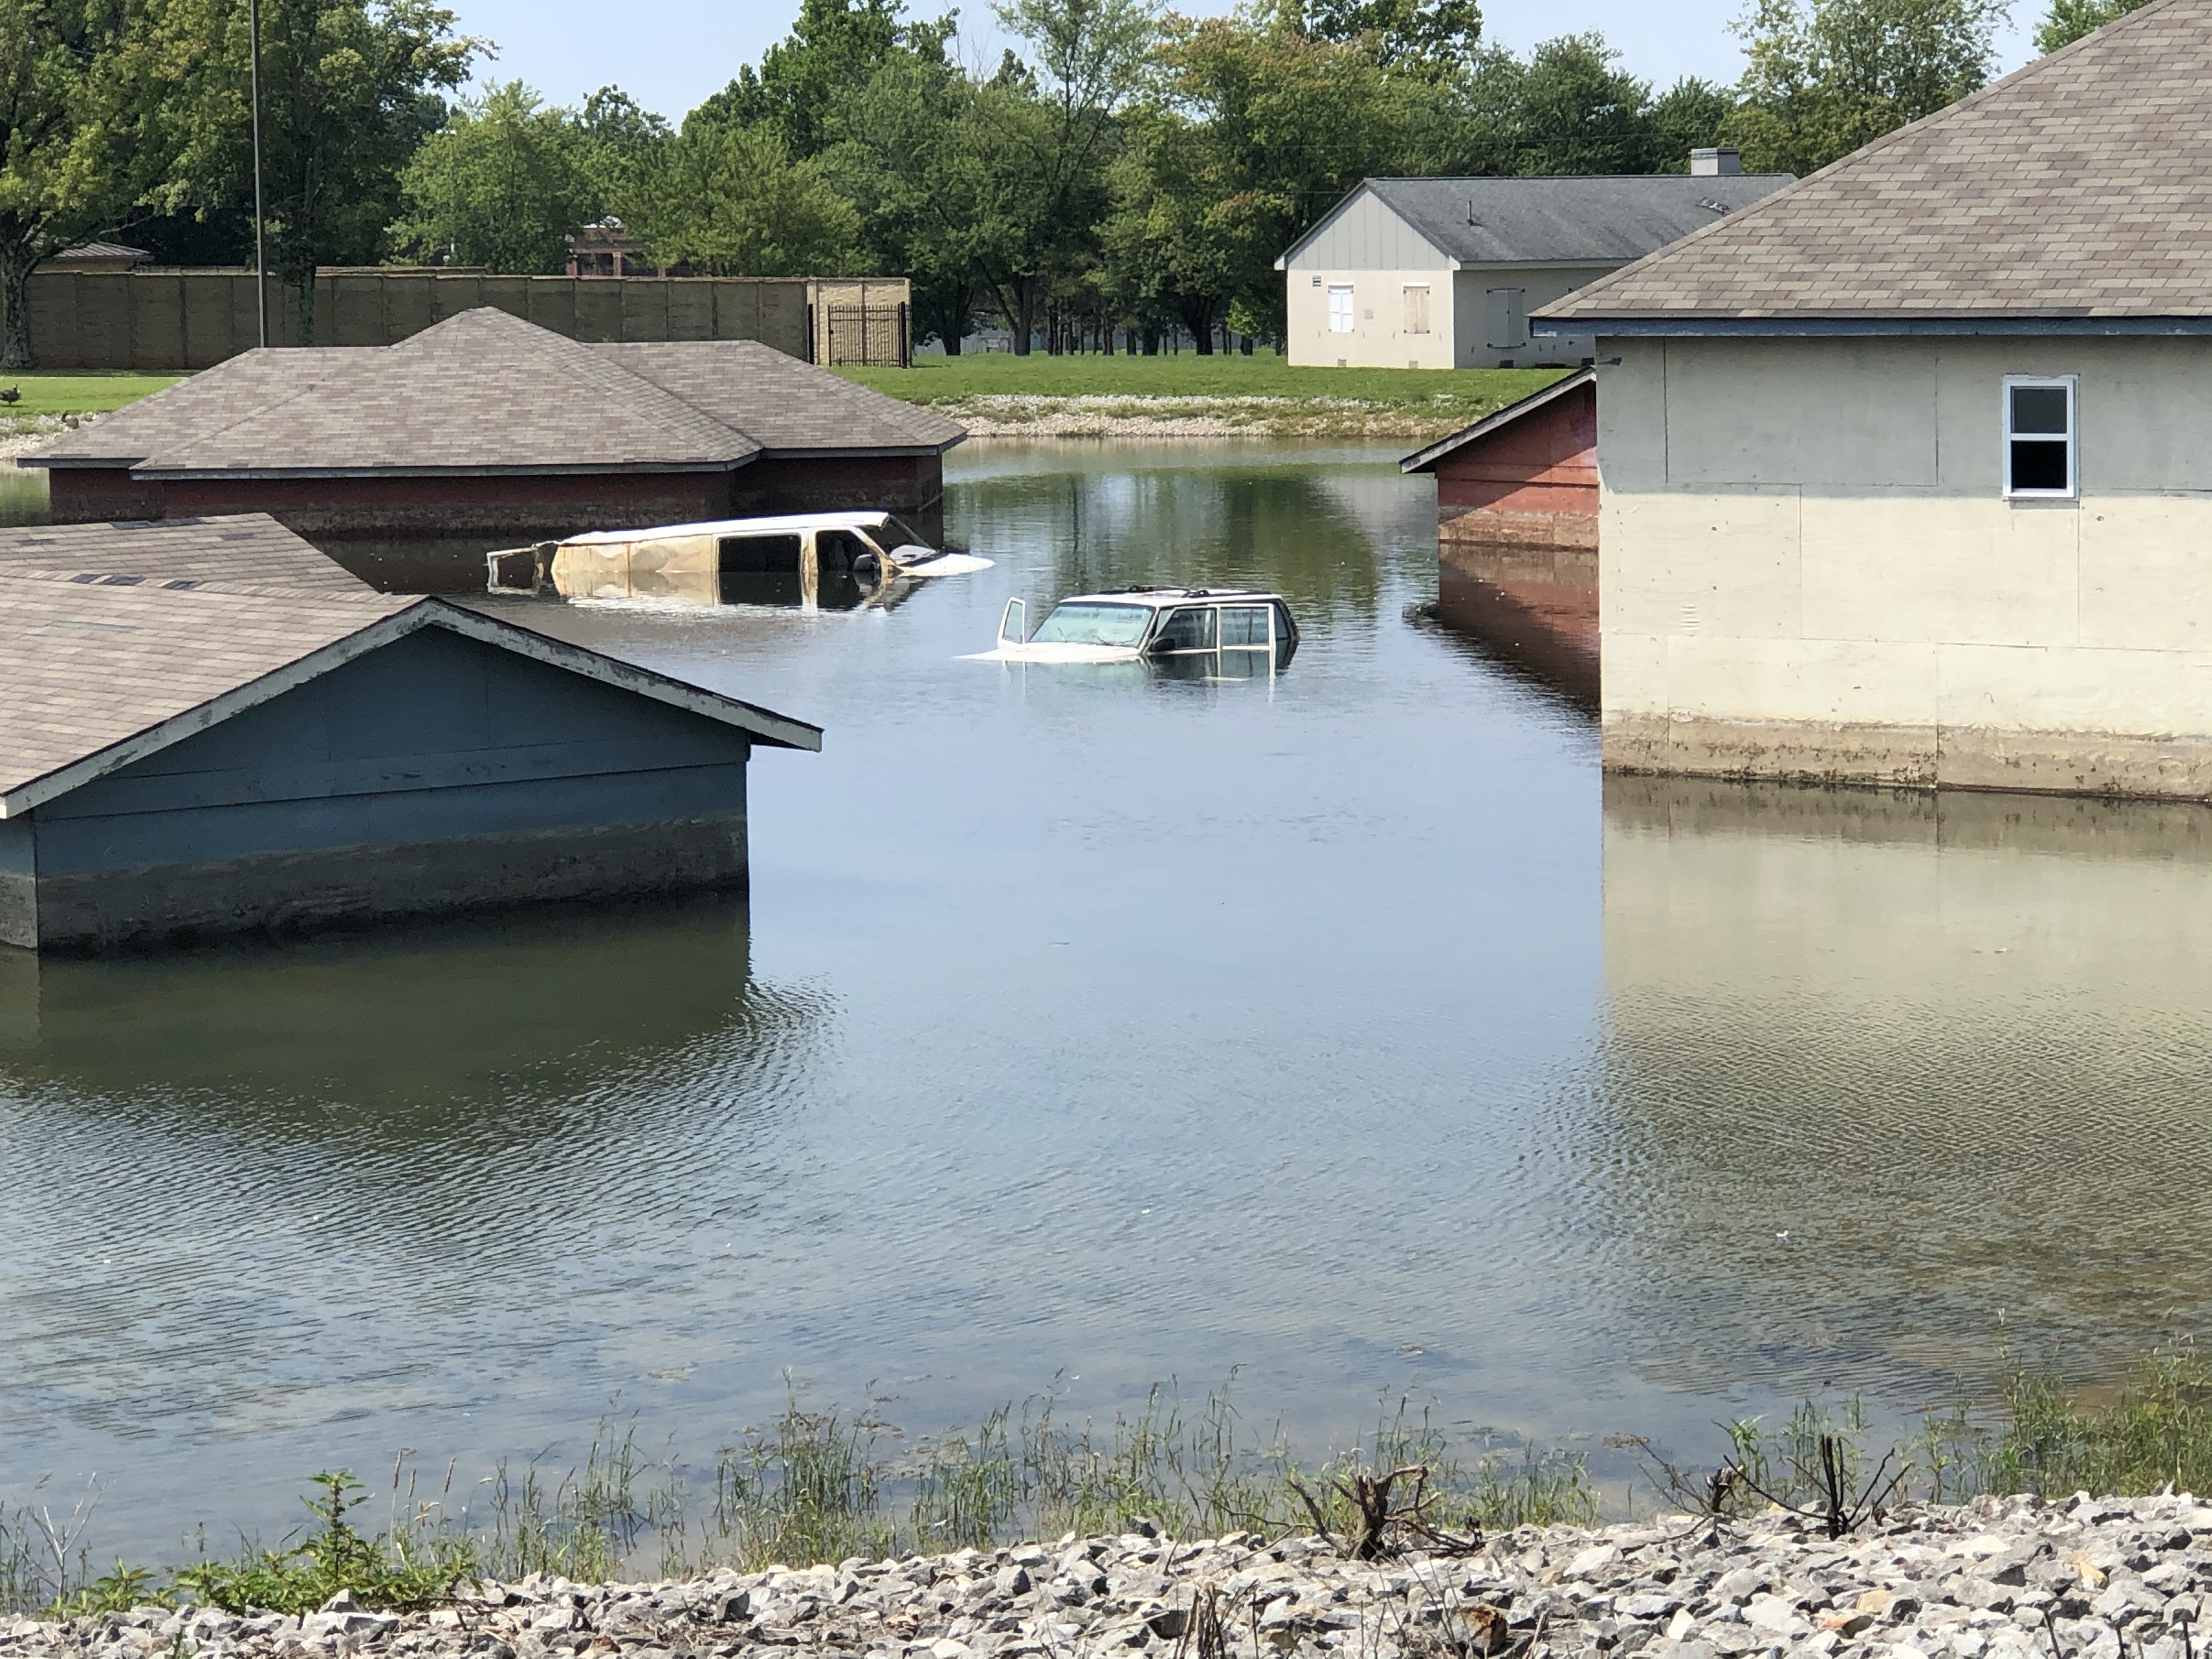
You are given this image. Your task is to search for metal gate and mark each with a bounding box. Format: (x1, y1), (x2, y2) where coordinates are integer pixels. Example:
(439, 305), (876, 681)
(815, 302), (910, 368)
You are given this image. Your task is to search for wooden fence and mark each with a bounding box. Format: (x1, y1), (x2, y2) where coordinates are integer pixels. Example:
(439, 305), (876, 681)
(13, 270), (912, 371)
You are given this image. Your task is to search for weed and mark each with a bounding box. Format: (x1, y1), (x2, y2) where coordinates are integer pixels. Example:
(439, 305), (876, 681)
(172, 1471), (475, 1616)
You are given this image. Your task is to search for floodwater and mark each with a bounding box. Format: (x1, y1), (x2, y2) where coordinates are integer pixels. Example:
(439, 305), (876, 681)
(9, 439), (2212, 1559)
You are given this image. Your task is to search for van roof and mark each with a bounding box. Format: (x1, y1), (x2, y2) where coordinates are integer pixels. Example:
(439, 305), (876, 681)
(561, 511), (901, 547)
(1056, 588), (1286, 608)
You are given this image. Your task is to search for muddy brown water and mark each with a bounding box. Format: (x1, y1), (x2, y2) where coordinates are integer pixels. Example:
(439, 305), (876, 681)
(6, 440), (2212, 1559)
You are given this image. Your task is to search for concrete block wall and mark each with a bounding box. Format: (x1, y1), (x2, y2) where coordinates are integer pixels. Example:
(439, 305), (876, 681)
(13, 270), (910, 369)
(1598, 334), (2212, 799)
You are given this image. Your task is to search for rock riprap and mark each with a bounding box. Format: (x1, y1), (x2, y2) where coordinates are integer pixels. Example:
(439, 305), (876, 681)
(8, 1492), (2212, 1659)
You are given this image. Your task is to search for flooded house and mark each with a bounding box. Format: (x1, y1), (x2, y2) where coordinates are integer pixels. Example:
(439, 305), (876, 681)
(1402, 371), (1600, 701)
(17, 306), (964, 592)
(0, 515), (820, 952)
(1532, 0), (2212, 802)
(1276, 160), (1793, 369)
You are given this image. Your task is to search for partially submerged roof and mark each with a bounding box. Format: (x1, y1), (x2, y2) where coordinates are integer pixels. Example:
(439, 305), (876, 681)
(0, 513), (371, 594)
(562, 509), (912, 547)
(0, 565), (821, 816)
(1402, 369), (1595, 473)
(22, 308), (961, 478)
(1277, 174), (1793, 270)
(1534, 0), (2212, 332)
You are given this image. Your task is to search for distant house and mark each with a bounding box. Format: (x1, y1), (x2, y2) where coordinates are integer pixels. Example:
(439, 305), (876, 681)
(0, 515), (820, 952)
(43, 241), (151, 273)
(566, 218), (686, 278)
(19, 307), (963, 591)
(1275, 155), (1793, 370)
(1531, 0), (2212, 801)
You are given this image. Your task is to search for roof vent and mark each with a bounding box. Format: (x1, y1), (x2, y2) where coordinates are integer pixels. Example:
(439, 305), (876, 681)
(1690, 146), (1742, 176)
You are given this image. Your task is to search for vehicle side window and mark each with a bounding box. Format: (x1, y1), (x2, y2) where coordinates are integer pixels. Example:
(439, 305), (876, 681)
(1151, 607), (1217, 651)
(1220, 606), (1271, 648)
(816, 529), (870, 570)
(719, 534), (802, 573)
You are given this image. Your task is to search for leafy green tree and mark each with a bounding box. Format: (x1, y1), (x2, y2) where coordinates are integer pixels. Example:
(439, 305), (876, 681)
(1644, 76), (1737, 169)
(1301, 0), (1483, 70)
(1508, 34), (1655, 173)
(1726, 0), (2005, 174)
(159, 0), (482, 342)
(0, 0), (177, 368)
(575, 86), (670, 211)
(628, 118), (859, 275)
(390, 81), (589, 272)
(701, 0), (953, 159)
(2034, 0), (2149, 53)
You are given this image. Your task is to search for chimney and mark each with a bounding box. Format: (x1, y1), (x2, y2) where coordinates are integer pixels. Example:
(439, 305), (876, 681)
(1690, 146), (1742, 176)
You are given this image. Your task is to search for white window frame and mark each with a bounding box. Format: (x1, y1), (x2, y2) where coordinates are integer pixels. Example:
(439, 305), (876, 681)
(1327, 284), (1354, 334)
(2002, 374), (2078, 500)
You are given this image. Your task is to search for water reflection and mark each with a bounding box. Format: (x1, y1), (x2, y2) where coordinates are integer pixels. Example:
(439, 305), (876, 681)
(1596, 775), (2212, 1405)
(1430, 542), (1599, 712)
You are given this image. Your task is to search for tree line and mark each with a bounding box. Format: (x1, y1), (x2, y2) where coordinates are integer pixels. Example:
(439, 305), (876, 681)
(0, 0), (2154, 367)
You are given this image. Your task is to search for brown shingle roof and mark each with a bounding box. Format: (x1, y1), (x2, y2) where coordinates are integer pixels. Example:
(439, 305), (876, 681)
(23, 308), (961, 477)
(0, 572), (825, 812)
(601, 340), (966, 453)
(1534, 0), (2212, 325)
(0, 514), (371, 594)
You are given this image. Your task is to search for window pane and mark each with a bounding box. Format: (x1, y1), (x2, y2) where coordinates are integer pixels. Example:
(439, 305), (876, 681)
(719, 534), (803, 573)
(1031, 602), (1152, 646)
(1328, 286), (1353, 332)
(2011, 386), (2069, 435)
(2011, 439), (2070, 492)
(1152, 607), (1217, 651)
(1220, 606), (1270, 647)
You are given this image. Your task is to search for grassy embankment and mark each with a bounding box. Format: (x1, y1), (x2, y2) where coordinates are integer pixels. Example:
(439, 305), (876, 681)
(834, 353), (1571, 439)
(0, 370), (180, 430)
(8, 1351), (2212, 1620)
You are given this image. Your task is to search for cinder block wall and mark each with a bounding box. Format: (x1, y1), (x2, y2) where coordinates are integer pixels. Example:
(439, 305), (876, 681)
(12, 272), (911, 370)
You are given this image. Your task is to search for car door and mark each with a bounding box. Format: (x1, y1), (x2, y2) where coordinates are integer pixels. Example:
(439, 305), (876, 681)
(1215, 602), (1275, 679)
(1148, 606), (1217, 654)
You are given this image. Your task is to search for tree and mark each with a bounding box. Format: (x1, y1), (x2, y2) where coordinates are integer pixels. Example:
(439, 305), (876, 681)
(628, 118), (859, 275)
(159, 0), (481, 342)
(1727, 0), (2006, 175)
(1301, 0), (1483, 71)
(1508, 35), (1655, 173)
(1644, 76), (1737, 169)
(575, 86), (669, 211)
(0, 0), (176, 368)
(699, 0), (953, 159)
(390, 81), (589, 272)
(2034, 0), (2149, 53)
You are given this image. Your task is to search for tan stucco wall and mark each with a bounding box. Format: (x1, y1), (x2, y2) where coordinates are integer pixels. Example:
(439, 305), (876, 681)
(1599, 334), (2212, 799)
(1286, 268), (1456, 368)
(1285, 264), (1611, 369)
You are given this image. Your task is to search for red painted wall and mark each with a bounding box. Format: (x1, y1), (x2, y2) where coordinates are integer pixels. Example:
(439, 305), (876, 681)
(1433, 379), (1597, 550)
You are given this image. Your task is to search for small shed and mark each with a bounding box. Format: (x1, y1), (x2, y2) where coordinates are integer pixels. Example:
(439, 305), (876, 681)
(1403, 368), (1596, 551)
(0, 516), (820, 952)
(19, 306), (965, 591)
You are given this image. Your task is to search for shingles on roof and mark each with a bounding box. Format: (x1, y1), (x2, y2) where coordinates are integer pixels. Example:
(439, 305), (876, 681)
(0, 514), (371, 594)
(48, 241), (151, 264)
(22, 307), (960, 478)
(1534, 0), (2212, 323)
(0, 567), (822, 811)
(601, 340), (965, 453)
(1285, 174), (1793, 269)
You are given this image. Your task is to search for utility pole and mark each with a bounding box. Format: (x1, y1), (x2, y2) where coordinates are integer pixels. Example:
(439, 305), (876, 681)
(250, 0), (268, 348)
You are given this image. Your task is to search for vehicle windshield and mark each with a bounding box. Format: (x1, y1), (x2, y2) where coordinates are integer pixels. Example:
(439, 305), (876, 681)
(1029, 602), (1154, 647)
(881, 516), (931, 551)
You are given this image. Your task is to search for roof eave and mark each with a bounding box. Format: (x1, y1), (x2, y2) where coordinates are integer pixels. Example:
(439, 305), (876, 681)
(125, 458), (760, 480)
(1533, 314), (2212, 337)
(1400, 367), (1595, 474)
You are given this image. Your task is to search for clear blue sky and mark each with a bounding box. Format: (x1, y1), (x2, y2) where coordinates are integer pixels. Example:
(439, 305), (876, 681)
(453, 0), (2040, 121)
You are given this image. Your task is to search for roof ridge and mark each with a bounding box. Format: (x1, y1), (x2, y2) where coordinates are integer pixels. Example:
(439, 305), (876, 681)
(1534, 0), (2205, 322)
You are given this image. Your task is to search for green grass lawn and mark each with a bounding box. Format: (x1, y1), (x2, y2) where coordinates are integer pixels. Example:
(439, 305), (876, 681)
(834, 352), (1568, 414)
(0, 370), (181, 419)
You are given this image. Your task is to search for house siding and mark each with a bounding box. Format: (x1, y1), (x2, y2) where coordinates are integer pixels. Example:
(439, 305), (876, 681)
(1599, 334), (2212, 799)
(1453, 268), (1606, 367)
(9, 626), (758, 952)
(1285, 267), (1457, 369)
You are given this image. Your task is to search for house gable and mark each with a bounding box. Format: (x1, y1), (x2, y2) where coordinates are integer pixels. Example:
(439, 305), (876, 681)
(1279, 186), (1454, 272)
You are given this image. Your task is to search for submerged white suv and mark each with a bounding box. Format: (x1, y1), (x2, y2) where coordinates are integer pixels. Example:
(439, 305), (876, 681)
(971, 587), (1300, 670)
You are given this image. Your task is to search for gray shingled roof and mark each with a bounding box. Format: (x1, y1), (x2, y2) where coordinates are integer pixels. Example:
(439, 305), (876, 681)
(603, 340), (966, 453)
(0, 571), (822, 813)
(22, 308), (960, 478)
(0, 514), (370, 594)
(1284, 174), (1794, 268)
(1536, 0), (2212, 325)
